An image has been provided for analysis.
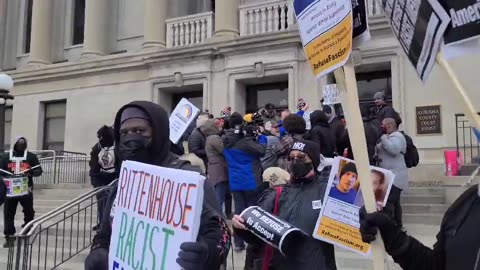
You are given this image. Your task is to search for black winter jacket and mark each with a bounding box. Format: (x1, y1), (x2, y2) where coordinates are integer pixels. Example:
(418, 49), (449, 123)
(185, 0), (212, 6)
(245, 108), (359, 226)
(309, 111), (336, 158)
(389, 185), (480, 270)
(338, 116), (382, 164)
(89, 143), (119, 187)
(188, 128), (207, 165)
(0, 149), (43, 187)
(236, 170), (337, 270)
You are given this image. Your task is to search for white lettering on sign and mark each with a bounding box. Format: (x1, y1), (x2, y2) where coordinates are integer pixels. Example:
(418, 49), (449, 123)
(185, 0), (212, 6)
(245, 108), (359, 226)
(292, 142), (306, 151)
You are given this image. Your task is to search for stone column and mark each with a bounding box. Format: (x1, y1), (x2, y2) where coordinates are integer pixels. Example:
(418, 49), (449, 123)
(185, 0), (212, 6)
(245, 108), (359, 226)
(143, 0), (168, 49)
(28, 0), (53, 65)
(214, 0), (240, 38)
(82, 0), (111, 57)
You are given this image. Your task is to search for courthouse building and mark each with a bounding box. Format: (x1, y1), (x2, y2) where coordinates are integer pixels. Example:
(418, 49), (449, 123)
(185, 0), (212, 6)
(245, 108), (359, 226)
(0, 0), (479, 181)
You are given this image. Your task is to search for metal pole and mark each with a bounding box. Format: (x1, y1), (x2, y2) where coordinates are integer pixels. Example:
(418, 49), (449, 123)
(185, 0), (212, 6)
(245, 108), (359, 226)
(0, 103), (5, 153)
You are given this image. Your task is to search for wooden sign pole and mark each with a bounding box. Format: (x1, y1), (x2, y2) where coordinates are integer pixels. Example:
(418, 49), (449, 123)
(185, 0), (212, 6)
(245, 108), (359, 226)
(436, 53), (480, 130)
(334, 57), (386, 270)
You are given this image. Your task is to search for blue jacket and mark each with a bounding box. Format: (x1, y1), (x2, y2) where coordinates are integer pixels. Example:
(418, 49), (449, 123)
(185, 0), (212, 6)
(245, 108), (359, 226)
(223, 130), (266, 191)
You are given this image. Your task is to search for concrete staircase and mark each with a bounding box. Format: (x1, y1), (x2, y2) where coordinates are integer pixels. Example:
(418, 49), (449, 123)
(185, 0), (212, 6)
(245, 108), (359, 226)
(401, 187), (449, 226)
(0, 184), (94, 270)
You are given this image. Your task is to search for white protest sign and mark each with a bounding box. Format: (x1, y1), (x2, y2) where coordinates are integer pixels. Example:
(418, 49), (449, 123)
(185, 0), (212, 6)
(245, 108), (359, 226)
(294, 0), (353, 79)
(109, 161), (205, 270)
(169, 98), (200, 144)
(322, 84), (341, 105)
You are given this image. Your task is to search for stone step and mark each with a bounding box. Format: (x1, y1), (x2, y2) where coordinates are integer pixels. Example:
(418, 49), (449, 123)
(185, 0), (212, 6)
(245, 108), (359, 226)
(403, 213), (444, 226)
(401, 195), (445, 204)
(402, 204), (449, 215)
(402, 187), (445, 196)
(0, 247), (89, 269)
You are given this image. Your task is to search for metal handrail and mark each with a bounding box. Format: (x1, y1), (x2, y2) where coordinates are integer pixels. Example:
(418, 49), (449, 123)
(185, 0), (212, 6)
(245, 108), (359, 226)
(19, 180), (117, 237)
(8, 180), (118, 270)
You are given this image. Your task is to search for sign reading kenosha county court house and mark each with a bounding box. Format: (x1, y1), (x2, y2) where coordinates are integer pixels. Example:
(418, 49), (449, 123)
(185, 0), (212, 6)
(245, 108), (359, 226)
(416, 105), (442, 135)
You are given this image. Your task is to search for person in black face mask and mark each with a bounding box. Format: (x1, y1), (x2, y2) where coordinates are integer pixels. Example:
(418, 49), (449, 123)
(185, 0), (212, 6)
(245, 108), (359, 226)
(232, 139), (337, 270)
(89, 125), (118, 230)
(0, 137), (42, 248)
(85, 101), (230, 270)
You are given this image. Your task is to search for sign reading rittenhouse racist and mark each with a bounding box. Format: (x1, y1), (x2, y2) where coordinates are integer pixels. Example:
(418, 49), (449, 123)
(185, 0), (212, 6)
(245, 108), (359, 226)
(109, 161), (205, 270)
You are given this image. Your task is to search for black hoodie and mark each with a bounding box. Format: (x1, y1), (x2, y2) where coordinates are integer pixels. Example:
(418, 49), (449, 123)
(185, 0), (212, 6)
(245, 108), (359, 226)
(0, 137), (43, 187)
(308, 110), (336, 158)
(85, 101), (229, 270)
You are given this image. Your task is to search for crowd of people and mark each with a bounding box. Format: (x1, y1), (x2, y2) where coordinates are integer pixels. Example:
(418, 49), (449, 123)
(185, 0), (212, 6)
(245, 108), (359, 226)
(2, 90), (478, 270)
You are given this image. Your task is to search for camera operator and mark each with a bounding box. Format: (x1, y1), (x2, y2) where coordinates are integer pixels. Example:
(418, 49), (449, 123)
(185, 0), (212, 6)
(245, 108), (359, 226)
(223, 112), (266, 251)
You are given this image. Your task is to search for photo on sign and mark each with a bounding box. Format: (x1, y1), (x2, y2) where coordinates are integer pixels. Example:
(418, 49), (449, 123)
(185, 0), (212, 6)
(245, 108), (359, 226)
(313, 157), (395, 255)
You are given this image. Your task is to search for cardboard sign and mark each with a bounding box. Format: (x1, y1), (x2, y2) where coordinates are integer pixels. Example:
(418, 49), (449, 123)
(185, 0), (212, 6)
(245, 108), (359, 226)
(416, 105), (442, 135)
(241, 206), (305, 256)
(313, 157), (395, 256)
(322, 84), (341, 105)
(352, 0), (371, 47)
(441, 0), (480, 45)
(294, 0), (353, 78)
(169, 98), (200, 144)
(4, 177), (29, 197)
(381, 0), (450, 82)
(109, 161), (205, 270)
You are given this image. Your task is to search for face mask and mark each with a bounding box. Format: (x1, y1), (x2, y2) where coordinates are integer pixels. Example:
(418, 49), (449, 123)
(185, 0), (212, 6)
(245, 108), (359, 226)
(15, 143), (27, 153)
(289, 160), (313, 179)
(119, 133), (151, 163)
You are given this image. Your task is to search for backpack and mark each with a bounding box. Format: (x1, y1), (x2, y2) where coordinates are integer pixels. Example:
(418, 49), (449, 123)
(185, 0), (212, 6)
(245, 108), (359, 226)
(400, 131), (419, 168)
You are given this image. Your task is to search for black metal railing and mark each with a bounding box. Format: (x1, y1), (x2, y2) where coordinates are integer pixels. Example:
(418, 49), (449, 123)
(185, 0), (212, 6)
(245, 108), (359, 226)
(455, 113), (480, 165)
(7, 181), (116, 270)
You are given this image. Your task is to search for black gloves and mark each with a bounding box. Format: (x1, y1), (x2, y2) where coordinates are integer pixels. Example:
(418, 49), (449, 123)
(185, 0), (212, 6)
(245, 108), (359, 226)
(359, 206), (410, 257)
(177, 241), (209, 270)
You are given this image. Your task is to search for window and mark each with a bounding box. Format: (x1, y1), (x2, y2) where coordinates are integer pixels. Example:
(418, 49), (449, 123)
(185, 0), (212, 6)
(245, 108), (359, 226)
(43, 101), (66, 151)
(246, 82), (288, 114)
(72, 0), (86, 45)
(356, 70), (392, 113)
(4, 107), (12, 150)
(172, 92), (203, 112)
(23, 0), (33, 53)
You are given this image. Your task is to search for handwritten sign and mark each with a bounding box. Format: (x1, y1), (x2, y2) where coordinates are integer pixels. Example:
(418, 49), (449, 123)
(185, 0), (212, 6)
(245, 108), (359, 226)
(169, 98), (200, 144)
(313, 157), (395, 256)
(109, 161), (205, 270)
(416, 105), (442, 135)
(4, 177), (29, 197)
(322, 84), (341, 105)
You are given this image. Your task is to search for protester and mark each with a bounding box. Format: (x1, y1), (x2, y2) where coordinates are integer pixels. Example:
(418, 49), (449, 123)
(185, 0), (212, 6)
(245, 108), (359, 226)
(233, 140), (337, 270)
(373, 92), (402, 126)
(89, 125), (118, 230)
(0, 179), (5, 207)
(308, 110), (336, 158)
(323, 105), (345, 152)
(329, 162), (358, 204)
(272, 114), (307, 170)
(261, 120), (282, 170)
(278, 109), (291, 137)
(296, 98), (312, 130)
(188, 112), (211, 167)
(338, 105), (382, 164)
(360, 183), (480, 270)
(204, 119), (230, 217)
(376, 117), (407, 227)
(1, 137), (43, 248)
(223, 112), (266, 251)
(85, 101), (230, 270)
